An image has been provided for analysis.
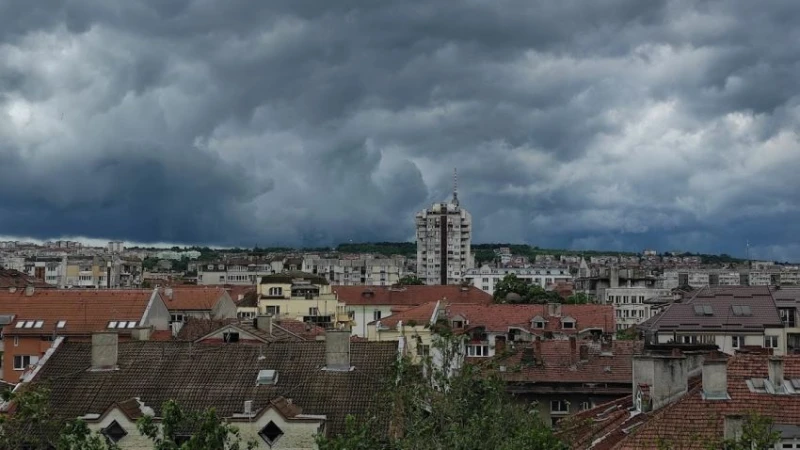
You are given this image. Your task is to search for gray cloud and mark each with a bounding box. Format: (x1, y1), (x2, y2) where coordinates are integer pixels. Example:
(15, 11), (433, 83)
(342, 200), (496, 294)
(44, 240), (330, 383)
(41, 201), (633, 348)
(2, 0), (800, 259)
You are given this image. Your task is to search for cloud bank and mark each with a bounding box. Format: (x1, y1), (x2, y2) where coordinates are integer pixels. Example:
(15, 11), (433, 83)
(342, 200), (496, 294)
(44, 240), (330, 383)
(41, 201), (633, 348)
(2, 1), (800, 259)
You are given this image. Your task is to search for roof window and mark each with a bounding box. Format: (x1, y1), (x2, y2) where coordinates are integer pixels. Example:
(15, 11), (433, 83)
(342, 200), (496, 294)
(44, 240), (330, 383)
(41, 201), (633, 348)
(23, 320), (35, 328)
(731, 305), (752, 316)
(693, 305), (713, 316)
(33, 320), (43, 328)
(14, 322), (24, 329)
(259, 421), (284, 446)
(56, 321), (66, 329)
(108, 321), (118, 329)
(256, 369), (278, 385)
(101, 420), (127, 443)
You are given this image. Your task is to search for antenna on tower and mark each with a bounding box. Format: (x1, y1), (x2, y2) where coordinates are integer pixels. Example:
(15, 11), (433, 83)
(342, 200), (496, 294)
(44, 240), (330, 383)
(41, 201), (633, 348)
(452, 168), (459, 206)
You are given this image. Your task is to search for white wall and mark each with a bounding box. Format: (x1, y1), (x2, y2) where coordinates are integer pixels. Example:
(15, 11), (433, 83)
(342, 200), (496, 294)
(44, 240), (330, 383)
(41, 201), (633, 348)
(347, 305), (395, 337)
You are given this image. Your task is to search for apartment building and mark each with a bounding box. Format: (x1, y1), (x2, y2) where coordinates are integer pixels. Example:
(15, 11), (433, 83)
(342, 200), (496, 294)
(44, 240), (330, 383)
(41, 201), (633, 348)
(256, 272), (352, 329)
(415, 181), (473, 285)
(604, 287), (674, 330)
(463, 265), (572, 294)
(303, 256), (405, 286)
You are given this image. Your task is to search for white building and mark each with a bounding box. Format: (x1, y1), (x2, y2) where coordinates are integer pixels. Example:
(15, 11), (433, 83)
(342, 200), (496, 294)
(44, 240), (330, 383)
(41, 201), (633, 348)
(463, 265), (572, 295)
(415, 180), (473, 285)
(107, 241), (125, 253)
(604, 287), (673, 330)
(303, 257), (405, 286)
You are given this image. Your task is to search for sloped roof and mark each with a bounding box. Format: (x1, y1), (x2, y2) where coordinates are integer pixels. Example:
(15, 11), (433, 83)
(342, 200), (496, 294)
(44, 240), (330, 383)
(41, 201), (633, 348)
(0, 270), (52, 289)
(482, 340), (642, 384)
(159, 287), (228, 311)
(372, 301), (440, 328)
(447, 303), (614, 334)
(32, 340), (398, 436)
(260, 271), (328, 285)
(0, 290), (154, 336)
(334, 285), (492, 306)
(641, 286), (782, 332)
(165, 318), (326, 343)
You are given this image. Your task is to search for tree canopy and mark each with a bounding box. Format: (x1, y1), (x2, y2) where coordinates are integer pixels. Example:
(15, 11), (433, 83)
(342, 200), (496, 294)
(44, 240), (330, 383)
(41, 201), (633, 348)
(396, 275), (425, 286)
(492, 274), (562, 304)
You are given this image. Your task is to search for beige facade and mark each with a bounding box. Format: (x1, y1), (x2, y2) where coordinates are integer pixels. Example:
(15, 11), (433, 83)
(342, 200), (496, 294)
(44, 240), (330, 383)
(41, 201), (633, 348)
(258, 273), (351, 328)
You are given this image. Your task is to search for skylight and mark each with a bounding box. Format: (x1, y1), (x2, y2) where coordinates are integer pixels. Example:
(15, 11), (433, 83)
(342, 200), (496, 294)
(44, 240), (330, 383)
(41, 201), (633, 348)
(23, 320), (35, 328)
(693, 305), (713, 316)
(56, 320), (66, 329)
(126, 321), (137, 328)
(33, 320), (43, 328)
(108, 321), (118, 329)
(732, 305), (752, 317)
(14, 322), (23, 329)
(256, 369), (278, 385)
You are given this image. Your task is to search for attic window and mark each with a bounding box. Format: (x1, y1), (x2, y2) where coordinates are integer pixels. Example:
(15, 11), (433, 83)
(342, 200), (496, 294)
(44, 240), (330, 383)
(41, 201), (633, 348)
(563, 321), (575, 329)
(257, 369), (278, 385)
(452, 320), (464, 328)
(731, 305), (752, 316)
(223, 332), (240, 343)
(101, 420), (127, 443)
(108, 321), (118, 329)
(533, 320), (545, 329)
(126, 321), (137, 328)
(23, 321), (35, 329)
(693, 305), (713, 316)
(33, 320), (43, 329)
(259, 421), (284, 446)
(14, 322), (23, 329)
(56, 321), (66, 329)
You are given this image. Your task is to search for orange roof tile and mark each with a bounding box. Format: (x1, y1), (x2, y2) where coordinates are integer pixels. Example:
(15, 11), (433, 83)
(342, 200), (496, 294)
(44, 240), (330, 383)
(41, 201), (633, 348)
(159, 287), (228, 311)
(0, 289), (154, 335)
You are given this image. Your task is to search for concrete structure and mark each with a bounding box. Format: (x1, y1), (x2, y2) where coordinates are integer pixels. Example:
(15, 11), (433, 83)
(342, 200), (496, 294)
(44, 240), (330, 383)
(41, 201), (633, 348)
(604, 287), (674, 330)
(303, 256), (405, 286)
(415, 174), (473, 285)
(463, 265), (572, 294)
(257, 272), (352, 329)
(107, 241), (125, 253)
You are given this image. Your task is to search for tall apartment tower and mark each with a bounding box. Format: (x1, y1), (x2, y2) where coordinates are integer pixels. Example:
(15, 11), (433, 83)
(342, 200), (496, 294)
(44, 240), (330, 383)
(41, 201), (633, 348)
(415, 171), (473, 285)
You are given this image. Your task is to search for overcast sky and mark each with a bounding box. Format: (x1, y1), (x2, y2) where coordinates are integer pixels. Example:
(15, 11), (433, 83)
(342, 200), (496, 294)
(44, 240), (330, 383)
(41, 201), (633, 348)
(2, 1), (800, 259)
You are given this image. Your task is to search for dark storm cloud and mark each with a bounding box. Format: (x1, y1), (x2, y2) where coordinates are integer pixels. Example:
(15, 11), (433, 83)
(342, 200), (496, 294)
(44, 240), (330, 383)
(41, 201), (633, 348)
(2, 0), (800, 258)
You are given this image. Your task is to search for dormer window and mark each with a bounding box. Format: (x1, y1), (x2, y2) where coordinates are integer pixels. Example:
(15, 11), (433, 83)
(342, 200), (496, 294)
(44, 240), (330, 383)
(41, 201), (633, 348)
(533, 321), (545, 329)
(563, 321), (575, 329)
(101, 420), (127, 443)
(452, 320), (464, 329)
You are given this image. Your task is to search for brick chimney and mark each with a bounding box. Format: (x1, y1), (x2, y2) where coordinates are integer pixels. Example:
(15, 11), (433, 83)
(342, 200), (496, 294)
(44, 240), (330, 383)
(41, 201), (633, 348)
(769, 356), (784, 389)
(632, 351), (689, 412)
(255, 315), (274, 335)
(325, 330), (351, 371)
(91, 332), (118, 371)
(579, 343), (589, 362)
(569, 336), (577, 362)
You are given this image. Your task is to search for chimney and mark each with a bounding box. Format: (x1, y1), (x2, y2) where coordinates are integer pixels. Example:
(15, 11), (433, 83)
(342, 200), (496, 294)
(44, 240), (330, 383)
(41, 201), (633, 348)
(131, 327), (151, 341)
(547, 303), (562, 317)
(534, 336), (542, 356)
(569, 336), (577, 362)
(325, 330), (351, 371)
(24, 285), (34, 297)
(769, 356), (784, 388)
(579, 343), (589, 362)
(255, 315), (274, 335)
(91, 332), (118, 371)
(164, 287), (173, 300)
(701, 353), (729, 400)
(632, 352), (689, 412)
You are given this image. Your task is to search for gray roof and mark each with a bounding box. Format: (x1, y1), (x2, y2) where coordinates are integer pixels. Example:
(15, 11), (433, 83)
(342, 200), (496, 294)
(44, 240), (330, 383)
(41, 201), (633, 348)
(260, 271), (329, 285)
(641, 286), (783, 332)
(32, 340), (397, 435)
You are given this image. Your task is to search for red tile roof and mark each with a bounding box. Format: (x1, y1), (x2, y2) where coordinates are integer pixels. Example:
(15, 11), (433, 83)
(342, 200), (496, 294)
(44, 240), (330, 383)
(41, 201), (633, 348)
(0, 289), (154, 335)
(482, 340), (642, 384)
(159, 287), (228, 311)
(0, 270), (52, 289)
(447, 303), (614, 335)
(373, 301), (440, 328)
(333, 285), (492, 306)
(564, 354), (800, 449)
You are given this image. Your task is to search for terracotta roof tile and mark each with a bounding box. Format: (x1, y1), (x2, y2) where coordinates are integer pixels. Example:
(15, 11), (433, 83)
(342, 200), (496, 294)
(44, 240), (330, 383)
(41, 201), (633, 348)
(0, 289), (154, 336)
(159, 287), (228, 311)
(334, 285), (492, 307)
(0, 270), (52, 289)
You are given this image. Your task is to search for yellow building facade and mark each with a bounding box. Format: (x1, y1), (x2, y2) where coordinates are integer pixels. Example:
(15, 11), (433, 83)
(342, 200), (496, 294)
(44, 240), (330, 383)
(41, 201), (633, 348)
(257, 272), (352, 328)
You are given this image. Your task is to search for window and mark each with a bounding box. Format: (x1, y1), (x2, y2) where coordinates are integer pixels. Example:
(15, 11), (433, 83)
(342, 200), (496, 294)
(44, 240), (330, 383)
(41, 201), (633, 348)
(56, 320), (66, 329)
(223, 332), (240, 343)
(780, 308), (797, 327)
(550, 400), (569, 414)
(369, 310), (382, 322)
(259, 421), (284, 446)
(13, 336), (18, 347)
(681, 335), (697, 344)
(452, 320), (464, 329)
(732, 335), (743, 349)
(170, 314), (185, 324)
(765, 335), (779, 348)
(266, 306), (280, 315)
(419, 344), (431, 358)
(14, 322), (23, 329)
(268, 287), (283, 296)
(580, 401), (591, 411)
(108, 321), (118, 329)
(309, 307), (320, 316)
(13, 355), (38, 371)
(467, 345), (489, 357)
(101, 420), (128, 443)
(33, 320), (43, 328)
(563, 321), (575, 329)
(238, 311), (256, 320)
(533, 320), (545, 329)
(127, 321), (137, 328)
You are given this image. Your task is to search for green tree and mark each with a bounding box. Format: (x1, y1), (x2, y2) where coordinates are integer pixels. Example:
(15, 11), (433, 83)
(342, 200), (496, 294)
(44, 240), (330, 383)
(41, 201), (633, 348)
(564, 293), (591, 304)
(396, 275), (425, 286)
(317, 335), (567, 450)
(137, 400), (257, 450)
(493, 274), (561, 304)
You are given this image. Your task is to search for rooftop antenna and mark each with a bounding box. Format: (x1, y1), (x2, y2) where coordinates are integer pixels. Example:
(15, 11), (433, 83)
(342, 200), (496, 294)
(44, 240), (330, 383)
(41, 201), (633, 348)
(452, 168), (459, 206)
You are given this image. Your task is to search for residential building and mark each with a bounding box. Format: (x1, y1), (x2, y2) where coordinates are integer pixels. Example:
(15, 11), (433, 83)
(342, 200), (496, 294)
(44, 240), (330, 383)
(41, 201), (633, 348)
(196, 259), (275, 285)
(575, 267), (656, 300)
(0, 269), (53, 290)
(17, 331), (398, 448)
(257, 272), (351, 329)
(479, 339), (642, 427)
(770, 286), (800, 353)
(107, 241), (125, 253)
(562, 351), (800, 449)
(415, 180), (473, 285)
(159, 287), (238, 336)
(0, 288), (170, 383)
(367, 301), (615, 362)
(463, 265), (572, 294)
(639, 286), (785, 355)
(303, 256), (405, 286)
(603, 287), (674, 330)
(161, 315), (326, 344)
(334, 285), (493, 337)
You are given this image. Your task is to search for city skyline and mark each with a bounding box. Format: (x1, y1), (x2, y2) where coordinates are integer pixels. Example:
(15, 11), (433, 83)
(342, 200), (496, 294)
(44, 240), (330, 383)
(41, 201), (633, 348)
(3, 2), (800, 260)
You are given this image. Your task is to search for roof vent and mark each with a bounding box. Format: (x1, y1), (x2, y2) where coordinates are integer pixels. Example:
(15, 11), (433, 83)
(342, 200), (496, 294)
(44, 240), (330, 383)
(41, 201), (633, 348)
(257, 369), (278, 385)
